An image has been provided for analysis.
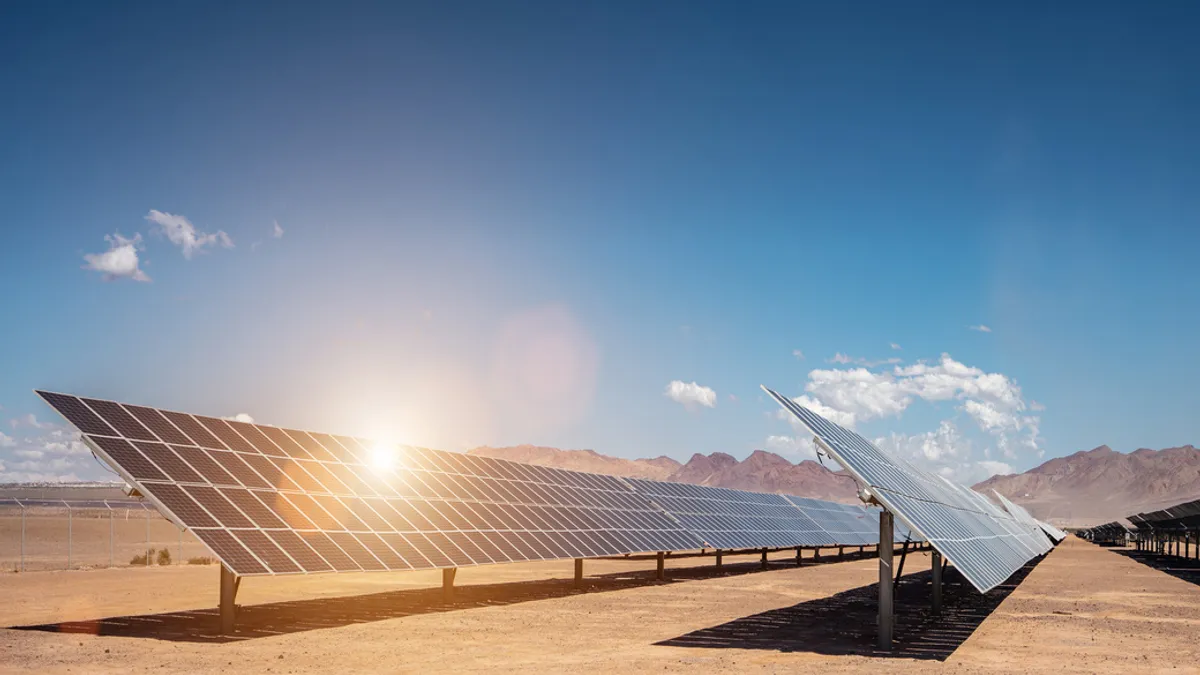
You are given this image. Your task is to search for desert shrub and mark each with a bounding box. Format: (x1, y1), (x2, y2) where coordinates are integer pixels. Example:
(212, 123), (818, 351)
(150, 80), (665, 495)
(156, 548), (172, 566)
(130, 548), (157, 566)
(187, 556), (214, 565)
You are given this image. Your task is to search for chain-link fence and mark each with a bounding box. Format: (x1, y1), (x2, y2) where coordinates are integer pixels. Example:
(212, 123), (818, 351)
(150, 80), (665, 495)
(0, 499), (212, 572)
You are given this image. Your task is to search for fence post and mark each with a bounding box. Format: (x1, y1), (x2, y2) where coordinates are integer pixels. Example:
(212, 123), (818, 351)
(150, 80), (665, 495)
(20, 506), (26, 573)
(67, 506), (73, 570)
(178, 526), (183, 565)
(109, 510), (114, 567)
(145, 508), (151, 566)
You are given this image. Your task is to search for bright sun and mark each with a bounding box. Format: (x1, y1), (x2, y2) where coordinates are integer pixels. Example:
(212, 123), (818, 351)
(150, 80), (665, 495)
(368, 442), (399, 472)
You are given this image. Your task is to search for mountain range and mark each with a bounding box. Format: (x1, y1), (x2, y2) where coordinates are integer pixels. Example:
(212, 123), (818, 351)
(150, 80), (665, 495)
(974, 444), (1200, 526)
(468, 445), (861, 502)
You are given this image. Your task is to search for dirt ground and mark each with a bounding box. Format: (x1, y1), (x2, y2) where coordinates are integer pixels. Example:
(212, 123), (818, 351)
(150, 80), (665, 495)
(0, 514), (209, 572)
(1, 537), (1198, 674)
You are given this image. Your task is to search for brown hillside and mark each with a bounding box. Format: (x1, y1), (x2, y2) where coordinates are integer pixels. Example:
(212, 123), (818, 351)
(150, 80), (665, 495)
(974, 444), (1200, 526)
(468, 445), (860, 503)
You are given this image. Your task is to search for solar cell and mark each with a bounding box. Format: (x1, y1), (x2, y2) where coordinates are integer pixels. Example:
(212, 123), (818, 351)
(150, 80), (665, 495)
(184, 486), (256, 528)
(220, 488), (288, 529)
(88, 436), (168, 482)
(194, 529), (268, 575)
(300, 531), (360, 571)
(132, 442), (205, 483)
(123, 405), (195, 445)
(82, 398), (158, 441)
(158, 411), (225, 449)
(194, 416), (259, 454)
(37, 393), (117, 436)
(266, 530), (333, 572)
(171, 446), (240, 486)
(327, 532), (386, 570)
(232, 530), (302, 573)
(140, 482), (220, 528)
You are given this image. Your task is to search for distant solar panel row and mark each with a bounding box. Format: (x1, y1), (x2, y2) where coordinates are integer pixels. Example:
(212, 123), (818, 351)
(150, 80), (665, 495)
(39, 391), (901, 578)
(765, 386), (1054, 593)
(992, 490), (1066, 543)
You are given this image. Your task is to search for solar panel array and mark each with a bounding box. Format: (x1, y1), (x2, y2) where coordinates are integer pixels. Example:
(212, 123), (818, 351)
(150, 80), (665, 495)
(38, 390), (908, 578)
(38, 391), (706, 576)
(765, 386), (1053, 593)
(1080, 521), (1129, 544)
(1122, 498), (1200, 543)
(627, 479), (838, 549)
(993, 490), (1066, 543)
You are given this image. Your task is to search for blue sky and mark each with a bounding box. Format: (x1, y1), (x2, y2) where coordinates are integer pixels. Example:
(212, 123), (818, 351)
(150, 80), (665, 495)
(2, 2), (1199, 483)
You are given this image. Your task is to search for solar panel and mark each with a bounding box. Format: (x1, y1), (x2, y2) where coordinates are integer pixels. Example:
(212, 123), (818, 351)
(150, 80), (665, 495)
(993, 490), (1066, 543)
(628, 479), (842, 549)
(765, 386), (1046, 593)
(38, 391), (704, 577)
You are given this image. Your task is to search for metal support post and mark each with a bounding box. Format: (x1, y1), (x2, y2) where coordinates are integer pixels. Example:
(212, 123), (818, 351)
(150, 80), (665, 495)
(761, 548), (768, 570)
(20, 507), (25, 573)
(715, 550), (722, 569)
(931, 550), (943, 615)
(574, 558), (583, 587)
(219, 564), (239, 634)
(796, 547), (803, 567)
(179, 527), (183, 565)
(858, 545), (864, 556)
(894, 540), (910, 584)
(878, 510), (895, 650)
(443, 568), (457, 599)
(145, 509), (151, 566)
(109, 510), (114, 567)
(814, 547), (821, 562)
(67, 507), (73, 570)
(656, 551), (665, 581)
(838, 546), (844, 561)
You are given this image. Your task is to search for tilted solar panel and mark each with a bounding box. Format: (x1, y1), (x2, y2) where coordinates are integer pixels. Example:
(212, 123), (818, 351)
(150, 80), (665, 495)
(764, 386), (1047, 593)
(38, 391), (704, 577)
(993, 490), (1066, 543)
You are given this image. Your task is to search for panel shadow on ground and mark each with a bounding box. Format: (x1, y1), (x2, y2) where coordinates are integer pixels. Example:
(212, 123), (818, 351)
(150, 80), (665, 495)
(7, 554), (873, 643)
(657, 557), (1041, 661)
(1112, 549), (1200, 587)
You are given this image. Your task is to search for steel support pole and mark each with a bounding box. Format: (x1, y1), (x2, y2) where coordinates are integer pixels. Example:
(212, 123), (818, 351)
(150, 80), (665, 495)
(67, 508), (72, 570)
(219, 564), (238, 635)
(761, 548), (768, 570)
(894, 540), (910, 584)
(145, 509), (151, 566)
(574, 558), (583, 587)
(656, 551), (665, 581)
(838, 546), (844, 561)
(443, 568), (457, 599)
(931, 550), (943, 616)
(109, 510), (114, 567)
(796, 547), (803, 567)
(879, 511), (895, 650)
(715, 550), (722, 569)
(20, 507), (25, 573)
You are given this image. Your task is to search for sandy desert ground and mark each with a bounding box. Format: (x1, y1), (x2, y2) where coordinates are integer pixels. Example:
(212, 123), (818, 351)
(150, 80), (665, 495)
(1, 537), (1198, 674)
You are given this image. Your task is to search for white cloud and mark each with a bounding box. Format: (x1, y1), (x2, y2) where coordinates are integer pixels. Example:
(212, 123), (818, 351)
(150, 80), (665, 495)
(890, 343), (902, 350)
(223, 413), (255, 424)
(877, 421), (964, 463)
(82, 232), (151, 282)
(664, 380), (717, 410)
(792, 349), (805, 360)
(0, 432), (14, 447)
(765, 434), (817, 459)
(1029, 400), (1046, 411)
(977, 460), (1014, 477)
(774, 352), (1041, 480)
(829, 353), (902, 368)
(273, 220), (284, 238)
(0, 421), (96, 482)
(968, 324), (993, 333)
(9, 414), (53, 430)
(146, 210), (233, 259)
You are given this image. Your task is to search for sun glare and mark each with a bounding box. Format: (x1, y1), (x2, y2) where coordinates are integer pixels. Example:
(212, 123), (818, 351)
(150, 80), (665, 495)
(369, 442), (399, 472)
